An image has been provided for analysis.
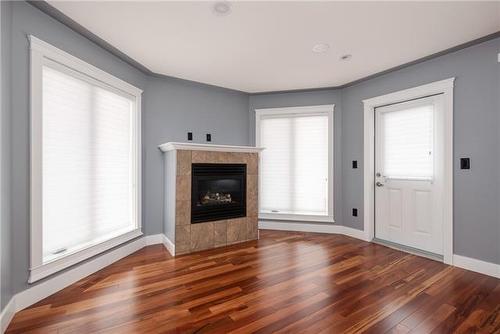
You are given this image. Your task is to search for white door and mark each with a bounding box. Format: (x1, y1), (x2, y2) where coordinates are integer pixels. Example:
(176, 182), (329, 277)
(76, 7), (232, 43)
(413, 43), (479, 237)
(375, 95), (444, 255)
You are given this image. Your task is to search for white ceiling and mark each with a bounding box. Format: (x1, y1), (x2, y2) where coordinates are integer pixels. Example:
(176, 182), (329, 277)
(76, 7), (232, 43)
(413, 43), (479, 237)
(48, 1), (500, 93)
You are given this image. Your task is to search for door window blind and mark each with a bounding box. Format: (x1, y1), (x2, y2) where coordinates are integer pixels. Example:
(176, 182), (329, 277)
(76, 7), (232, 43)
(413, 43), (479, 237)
(42, 65), (136, 262)
(380, 104), (434, 179)
(259, 113), (329, 216)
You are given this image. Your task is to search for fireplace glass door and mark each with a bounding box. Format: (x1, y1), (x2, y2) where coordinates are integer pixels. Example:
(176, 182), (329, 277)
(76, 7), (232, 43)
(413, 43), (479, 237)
(191, 164), (246, 223)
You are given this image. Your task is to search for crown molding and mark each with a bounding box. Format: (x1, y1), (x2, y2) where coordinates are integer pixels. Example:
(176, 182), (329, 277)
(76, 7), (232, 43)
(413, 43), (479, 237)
(28, 2), (499, 95)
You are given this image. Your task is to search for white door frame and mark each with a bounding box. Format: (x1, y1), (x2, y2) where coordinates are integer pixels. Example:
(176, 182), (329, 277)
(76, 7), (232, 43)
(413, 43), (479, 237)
(363, 78), (454, 264)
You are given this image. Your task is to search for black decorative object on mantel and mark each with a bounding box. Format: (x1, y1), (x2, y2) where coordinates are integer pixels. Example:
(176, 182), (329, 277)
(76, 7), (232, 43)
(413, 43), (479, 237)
(191, 163), (246, 223)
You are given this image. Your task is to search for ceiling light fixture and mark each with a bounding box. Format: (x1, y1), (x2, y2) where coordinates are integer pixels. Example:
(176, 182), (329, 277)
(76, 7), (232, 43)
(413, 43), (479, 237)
(340, 54), (352, 61)
(213, 1), (231, 16)
(312, 43), (330, 54)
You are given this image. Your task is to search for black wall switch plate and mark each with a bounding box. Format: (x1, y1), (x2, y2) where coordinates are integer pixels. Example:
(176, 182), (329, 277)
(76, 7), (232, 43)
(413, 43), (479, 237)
(187, 132), (193, 141)
(352, 160), (358, 169)
(460, 158), (470, 169)
(352, 208), (358, 217)
(206, 134), (212, 142)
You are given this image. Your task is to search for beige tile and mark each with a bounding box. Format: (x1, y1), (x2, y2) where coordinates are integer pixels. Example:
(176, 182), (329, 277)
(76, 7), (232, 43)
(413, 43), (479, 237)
(175, 225), (191, 254)
(247, 217), (258, 240)
(176, 175), (191, 201)
(247, 153), (258, 175)
(192, 150), (218, 163)
(175, 200), (190, 225)
(229, 152), (247, 163)
(246, 196), (258, 218)
(227, 218), (247, 244)
(215, 152), (230, 163)
(191, 150), (207, 163)
(246, 167), (258, 218)
(214, 220), (227, 247)
(191, 223), (215, 251)
(176, 150), (192, 175)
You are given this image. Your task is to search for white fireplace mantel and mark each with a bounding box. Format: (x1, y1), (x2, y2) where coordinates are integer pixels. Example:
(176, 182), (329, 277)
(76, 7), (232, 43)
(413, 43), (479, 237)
(158, 142), (264, 153)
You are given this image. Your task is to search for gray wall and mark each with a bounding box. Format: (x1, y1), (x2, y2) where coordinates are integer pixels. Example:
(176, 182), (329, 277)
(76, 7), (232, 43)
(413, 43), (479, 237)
(340, 37), (500, 265)
(143, 77), (249, 235)
(248, 90), (343, 225)
(4, 1), (250, 299)
(1, 0), (12, 311)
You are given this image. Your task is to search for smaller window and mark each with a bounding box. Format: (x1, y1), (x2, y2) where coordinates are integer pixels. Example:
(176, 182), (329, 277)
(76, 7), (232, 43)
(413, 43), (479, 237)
(255, 105), (334, 223)
(377, 102), (435, 180)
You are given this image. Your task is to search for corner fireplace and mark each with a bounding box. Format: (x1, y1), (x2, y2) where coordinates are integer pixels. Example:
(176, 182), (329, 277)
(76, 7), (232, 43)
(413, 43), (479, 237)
(191, 163), (246, 224)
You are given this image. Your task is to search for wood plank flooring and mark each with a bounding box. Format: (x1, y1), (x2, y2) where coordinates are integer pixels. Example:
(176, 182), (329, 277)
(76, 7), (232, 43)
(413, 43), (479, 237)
(6, 230), (500, 333)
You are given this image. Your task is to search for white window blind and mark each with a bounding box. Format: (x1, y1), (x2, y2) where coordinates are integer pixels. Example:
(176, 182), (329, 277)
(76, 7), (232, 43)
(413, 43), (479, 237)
(380, 104), (434, 179)
(259, 112), (330, 217)
(41, 64), (137, 263)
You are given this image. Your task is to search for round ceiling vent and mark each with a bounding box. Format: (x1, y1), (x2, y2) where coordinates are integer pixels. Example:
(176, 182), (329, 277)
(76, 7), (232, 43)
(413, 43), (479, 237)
(312, 43), (330, 54)
(213, 2), (231, 16)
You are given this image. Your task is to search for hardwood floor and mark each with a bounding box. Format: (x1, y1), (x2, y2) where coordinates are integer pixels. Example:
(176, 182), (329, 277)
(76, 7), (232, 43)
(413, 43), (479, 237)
(6, 230), (500, 333)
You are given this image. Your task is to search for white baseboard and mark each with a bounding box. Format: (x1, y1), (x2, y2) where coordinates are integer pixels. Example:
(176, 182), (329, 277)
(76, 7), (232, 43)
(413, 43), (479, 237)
(162, 235), (175, 256)
(453, 254), (500, 279)
(258, 220), (371, 242)
(1, 233), (166, 332)
(145, 234), (165, 246)
(0, 297), (15, 334)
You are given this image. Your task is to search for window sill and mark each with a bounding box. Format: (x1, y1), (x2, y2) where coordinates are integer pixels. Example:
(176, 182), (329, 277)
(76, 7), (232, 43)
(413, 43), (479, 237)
(29, 228), (143, 283)
(258, 213), (335, 223)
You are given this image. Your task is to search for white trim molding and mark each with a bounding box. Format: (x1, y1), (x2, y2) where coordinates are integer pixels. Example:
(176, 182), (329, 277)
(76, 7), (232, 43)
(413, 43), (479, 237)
(362, 78), (455, 264)
(162, 235), (175, 256)
(29, 35), (143, 283)
(258, 220), (371, 242)
(453, 255), (500, 279)
(29, 35), (142, 96)
(29, 229), (144, 283)
(255, 104), (335, 223)
(159, 142), (264, 153)
(0, 298), (15, 334)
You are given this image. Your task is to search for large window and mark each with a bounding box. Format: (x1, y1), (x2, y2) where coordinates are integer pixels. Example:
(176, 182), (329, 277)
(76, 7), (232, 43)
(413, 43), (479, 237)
(30, 36), (142, 282)
(256, 105), (334, 222)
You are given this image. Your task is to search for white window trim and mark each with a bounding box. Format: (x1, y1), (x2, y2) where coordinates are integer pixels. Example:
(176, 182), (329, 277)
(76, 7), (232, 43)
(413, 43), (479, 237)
(363, 78), (454, 264)
(29, 35), (143, 283)
(255, 104), (335, 223)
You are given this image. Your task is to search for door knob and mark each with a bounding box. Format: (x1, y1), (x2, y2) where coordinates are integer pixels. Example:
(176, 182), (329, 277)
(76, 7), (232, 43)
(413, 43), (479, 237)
(375, 182), (384, 187)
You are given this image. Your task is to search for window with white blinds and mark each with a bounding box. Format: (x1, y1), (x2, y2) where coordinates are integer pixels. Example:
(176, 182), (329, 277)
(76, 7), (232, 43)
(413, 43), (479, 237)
(378, 103), (434, 179)
(256, 106), (333, 222)
(30, 36), (142, 282)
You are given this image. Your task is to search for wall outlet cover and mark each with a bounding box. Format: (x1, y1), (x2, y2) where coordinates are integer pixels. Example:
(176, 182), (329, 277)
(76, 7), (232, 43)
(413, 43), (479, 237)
(460, 158), (470, 170)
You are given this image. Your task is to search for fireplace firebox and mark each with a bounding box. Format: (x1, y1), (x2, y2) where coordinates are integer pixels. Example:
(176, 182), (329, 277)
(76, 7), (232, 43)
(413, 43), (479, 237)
(191, 163), (246, 223)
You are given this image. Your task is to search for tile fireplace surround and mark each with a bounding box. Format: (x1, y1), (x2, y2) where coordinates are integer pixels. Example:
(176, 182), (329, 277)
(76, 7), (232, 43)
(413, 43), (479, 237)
(159, 142), (264, 255)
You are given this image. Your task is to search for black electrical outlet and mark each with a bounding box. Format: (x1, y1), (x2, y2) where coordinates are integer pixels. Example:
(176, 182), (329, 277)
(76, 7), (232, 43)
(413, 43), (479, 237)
(187, 132), (193, 141)
(352, 208), (358, 217)
(460, 158), (470, 170)
(206, 133), (212, 142)
(352, 160), (358, 169)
